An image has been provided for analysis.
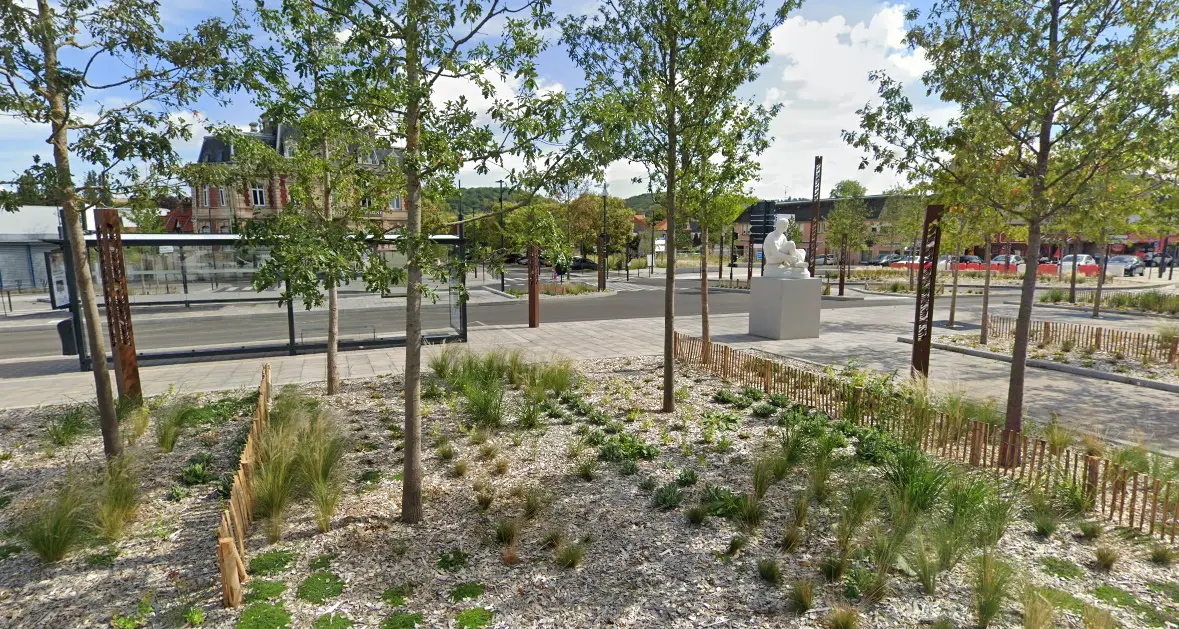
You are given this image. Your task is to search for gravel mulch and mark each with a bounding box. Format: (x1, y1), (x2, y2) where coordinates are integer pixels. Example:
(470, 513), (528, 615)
(1, 356), (1177, 628)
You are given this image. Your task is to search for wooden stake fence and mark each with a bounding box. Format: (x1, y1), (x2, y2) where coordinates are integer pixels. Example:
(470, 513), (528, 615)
(216, 363), (271, 607)
(672, 332), (1177, 543)
(988, 314), (1178, 364)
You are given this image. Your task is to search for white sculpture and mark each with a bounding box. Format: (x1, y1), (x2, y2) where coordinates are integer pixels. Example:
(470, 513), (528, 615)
(762, 217), (809, 279)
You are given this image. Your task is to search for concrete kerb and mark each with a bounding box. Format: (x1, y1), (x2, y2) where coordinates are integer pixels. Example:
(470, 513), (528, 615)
(896, 335), (1179, 395)
(1015, 301), (1179, 320)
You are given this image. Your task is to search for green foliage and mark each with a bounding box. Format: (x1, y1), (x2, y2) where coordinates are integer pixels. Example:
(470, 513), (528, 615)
(726, 534), (749, 556)
(181, 452), (216, 486)
(1150, 545), (1175, 566)
(437, 548), (469, 572)
(676, 468), (698, 487)
(312, 613), (354, 629)
(45, 406), (92, 447)
(450, 582), (485, 603)
(973, 552), (1015, 629)
(1038, 556), (1083, 580)
(248, 550), (293, 576)
(685, 505), (707, 526)
(652, 483), (683, 510)
(756, 557), (781, 585)
(21, 472), (91, 562)
(750, 403), (776, 418)
(825, 606), (860, 629)
(297, 571), (344, 603)
(574, 458), (598, 481)
(597, 432), (658, 462)
(787, 578), (814, 613)
(1094, 545), (1119, 571)
(381, 582), (415, 607)
(713, 390), (741, 404)
(296, 415), (346, 533)
(0, 544), (22, 561)
(245, 580), (287, 603)
(700, 485), (744, 519)
(379, 612), (423, 629)
(1079, 521), (1103, 541)
(235, 601), (292, 629)
(554, 544), (585, 568)
(97, 455), (139, 541)
(455, 607), (494, 629)
(493, 519), (521, 546)
(86, 547), (119, 566)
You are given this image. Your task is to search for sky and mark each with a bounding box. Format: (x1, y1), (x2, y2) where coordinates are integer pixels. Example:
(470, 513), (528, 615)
(0, 0), (949, 204)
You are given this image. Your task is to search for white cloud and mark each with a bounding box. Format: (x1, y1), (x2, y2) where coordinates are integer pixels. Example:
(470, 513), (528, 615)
(749, 4), (951, 199)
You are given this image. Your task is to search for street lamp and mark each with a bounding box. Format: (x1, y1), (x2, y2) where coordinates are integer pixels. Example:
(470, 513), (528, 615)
(498, 179), (505, 292)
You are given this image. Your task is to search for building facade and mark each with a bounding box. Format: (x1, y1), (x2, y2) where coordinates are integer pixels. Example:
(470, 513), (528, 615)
(189, 121), (406, 233)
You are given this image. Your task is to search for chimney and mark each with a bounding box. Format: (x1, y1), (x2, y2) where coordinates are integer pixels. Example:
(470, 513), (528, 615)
(249, 122), (259, 133)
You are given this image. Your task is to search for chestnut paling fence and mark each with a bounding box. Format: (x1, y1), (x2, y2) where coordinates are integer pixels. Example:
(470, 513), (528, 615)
(987, 314), (1179, 365)
(673, 332), (1179, 543)
(216, 363), (271, 607)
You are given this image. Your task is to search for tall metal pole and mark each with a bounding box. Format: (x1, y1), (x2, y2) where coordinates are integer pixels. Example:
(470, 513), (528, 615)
(729, 228), (734, 281)
(598, 182), (607, 290)
(650, 210), (655, 277)
(809, 156), (823, 278)
(498, 179), (505, 292)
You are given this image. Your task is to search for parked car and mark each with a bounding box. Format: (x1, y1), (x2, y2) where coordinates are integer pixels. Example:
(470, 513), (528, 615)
(865, 253), (894, 266)
(1109, 255), (1146, 276)
(959, 255), (983, 265)
(1145, 252), (1175, 267)
(990, 254), (1025, 266)
(1061, 254), (1097, 267)
(569, 256), (598, 271)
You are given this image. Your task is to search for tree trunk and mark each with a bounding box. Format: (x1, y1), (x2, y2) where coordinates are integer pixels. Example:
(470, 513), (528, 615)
(39, 0), (120, 457)
(838, 238), (846, 297)
(1092, 241), (1109, 318)
(700, 224), (710, 362)
(1001, 220), (1043, 466)
(949, 256), (960, 327)
(662, 31), (678, 414)
(717, 230), (723, 280)
(1068, 237), (1078, 303)
(401, 6), (424, 524)
(1160, 236), (1170, 279)
(980, 234), (993, 344)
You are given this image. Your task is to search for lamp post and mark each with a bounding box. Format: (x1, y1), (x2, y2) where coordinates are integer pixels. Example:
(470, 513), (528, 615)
(497, 179), (505, 292)
(650, 209), (655, 277)
(598, 182), (607, 291)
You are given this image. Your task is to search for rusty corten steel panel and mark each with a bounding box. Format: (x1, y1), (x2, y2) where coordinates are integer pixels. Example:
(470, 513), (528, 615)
(911, 204), (946, 378)
(96, 208), (142, 403)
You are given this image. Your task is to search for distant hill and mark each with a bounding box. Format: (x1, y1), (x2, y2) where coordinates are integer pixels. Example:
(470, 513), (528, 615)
(625, 193), (659, 215)
(439, 186), (548, 214)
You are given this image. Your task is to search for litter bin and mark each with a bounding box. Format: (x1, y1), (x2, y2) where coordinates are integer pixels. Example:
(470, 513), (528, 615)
(57, 319), (77, 355)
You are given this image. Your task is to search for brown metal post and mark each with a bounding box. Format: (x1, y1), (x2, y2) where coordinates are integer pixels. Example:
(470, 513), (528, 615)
(528, 244), (539, 328)
(910, 205), (946, 377)
(808, 156), (822, 278)
(95, 208), (141, 403)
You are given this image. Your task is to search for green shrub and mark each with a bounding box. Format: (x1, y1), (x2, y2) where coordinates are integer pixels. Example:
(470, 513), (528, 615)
(156, 401), (204, 452)
(652, 483), (683, 510)
(826, 606), (860, 629)
(1150, 544), (1175, 566)
(574, 458), (598, 481)
(493, 519), (521, 546)
(437, 548), (468, 572)
(463, 376), (505, 428)
(1078, 521), (1103, 541)
(713, 389), (740, 404)
(554, 543), (585, 568)
(45, 406), (92, 447)
(297, 415), (346, 533)
(685, 505), (707, 526)
(1094, 545), (1118, 571)
(180, 452), (216, 485)
(740, 386), (764, 401)
(737, 494), (765, 531)
(380, 612), (424, 629)
(676, 468), (698, 486)
(536, 359), (576, 396)
(21, 471), (91, 562)
(1028, 493), (1058, 538)
(781, 524), (802, 552)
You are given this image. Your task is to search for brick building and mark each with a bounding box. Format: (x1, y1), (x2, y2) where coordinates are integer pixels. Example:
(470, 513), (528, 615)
(189, 120), (406, 233)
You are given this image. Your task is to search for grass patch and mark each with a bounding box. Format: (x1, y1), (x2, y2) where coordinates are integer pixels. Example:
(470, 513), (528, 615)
(437, 548), (469, 572)
(236, 602), (291, 629)
(85, 547), (119, 566)
(1038, 556), (1084, 580)
(450, 582), (485, 602)
(381, 582), (415, 607)
(380, 612), (424, 629)
(248, 550), (293, 575)
(455, 607), (494, 629)
(309, 553), (336, 571)
(45, 406), (91, 446)
(0, 544), (21, 560)
(312, 613), (354, 629)
(297, 571), (345, 603)
(1031, 586), (1084, 614)
(245, 580), (287, 603)
(21, 471), (91, 562)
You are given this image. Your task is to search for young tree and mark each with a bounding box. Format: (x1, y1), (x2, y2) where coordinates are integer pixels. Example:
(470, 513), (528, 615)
(565, 193), (633, 257)
(563, 0), (797, 412)
(1069, 169), (1148, 317)
(330, 0), (582, 524)
(0, 0), (238, 457)
(878, 186), (925, 289)
(845, 0), (1179, 460)
(825, 180), (869, 295)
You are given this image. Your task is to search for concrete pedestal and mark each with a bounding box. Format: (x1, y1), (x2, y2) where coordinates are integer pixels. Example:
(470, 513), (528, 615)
(748, 277), (821, 340)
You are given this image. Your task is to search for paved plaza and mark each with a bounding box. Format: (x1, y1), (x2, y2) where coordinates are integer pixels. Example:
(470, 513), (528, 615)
(1, 291), (1176, 453)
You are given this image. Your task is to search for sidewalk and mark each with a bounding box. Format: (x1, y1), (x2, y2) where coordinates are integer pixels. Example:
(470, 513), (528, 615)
(2, 299), (1176, 453)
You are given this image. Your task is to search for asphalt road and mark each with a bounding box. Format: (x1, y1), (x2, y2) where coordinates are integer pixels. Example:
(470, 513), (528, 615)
(0, 272), (929, 360)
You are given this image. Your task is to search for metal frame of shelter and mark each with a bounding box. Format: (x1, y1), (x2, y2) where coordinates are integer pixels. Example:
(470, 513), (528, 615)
(49, 230), (467, 372)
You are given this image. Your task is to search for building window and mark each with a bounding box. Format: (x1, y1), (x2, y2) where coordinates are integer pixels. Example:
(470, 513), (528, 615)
(361, 196), (372, 208)
(220, 222), (230, 233)
(201, 224), (211, 234)
(389, 194), (402, 211)
(358, 151), (378, 165)
(216, 187), (227, 207)
(251, 183), (267, 207)
(200, 187), (209, 208)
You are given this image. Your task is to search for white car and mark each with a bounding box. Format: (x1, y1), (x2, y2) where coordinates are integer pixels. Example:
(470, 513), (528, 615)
(1061, 254), (1096, 266)
(991, 254), (1024, 266)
